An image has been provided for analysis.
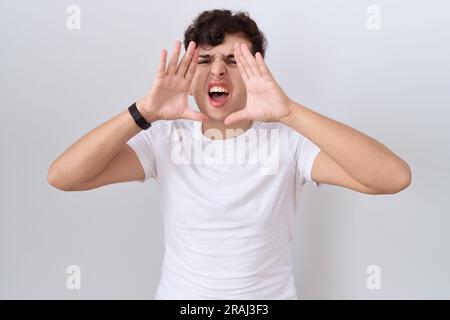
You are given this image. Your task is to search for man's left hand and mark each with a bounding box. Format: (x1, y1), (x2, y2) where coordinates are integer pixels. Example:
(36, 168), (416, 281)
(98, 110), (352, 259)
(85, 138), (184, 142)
(224, 43), (294, 125)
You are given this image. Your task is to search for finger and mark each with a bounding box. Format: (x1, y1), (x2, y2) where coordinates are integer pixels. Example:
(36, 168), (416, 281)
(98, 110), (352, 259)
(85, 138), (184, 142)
(255, 52), (274, 80)
(224, 109), (249, 126)
(185, 48), (199, 82)
(237, 43), (254, 78)
(181, 108), (210, 122)
(241, 43), (261, 78)
(156, 49), (167, 79)
(176, 41), (196, 77)
(166, 40), (182, 75)
(234, 42), (249, 81)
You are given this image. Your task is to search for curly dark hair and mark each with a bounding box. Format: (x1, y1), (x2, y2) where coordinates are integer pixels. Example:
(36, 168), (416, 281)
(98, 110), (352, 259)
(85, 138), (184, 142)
(183, 9), (268, 58)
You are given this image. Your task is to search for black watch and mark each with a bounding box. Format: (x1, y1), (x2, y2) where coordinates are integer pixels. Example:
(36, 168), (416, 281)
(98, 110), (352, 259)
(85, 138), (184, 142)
(128, 102), (151, 130)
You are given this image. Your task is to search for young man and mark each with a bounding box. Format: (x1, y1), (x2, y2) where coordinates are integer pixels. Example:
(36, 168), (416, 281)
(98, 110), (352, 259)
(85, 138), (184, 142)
(48, 10), (411, 299)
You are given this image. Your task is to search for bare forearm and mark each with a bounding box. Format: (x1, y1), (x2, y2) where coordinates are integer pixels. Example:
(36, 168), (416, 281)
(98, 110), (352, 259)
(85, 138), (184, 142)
(281, 101), (411, 191)
(48, 109), (142, 188)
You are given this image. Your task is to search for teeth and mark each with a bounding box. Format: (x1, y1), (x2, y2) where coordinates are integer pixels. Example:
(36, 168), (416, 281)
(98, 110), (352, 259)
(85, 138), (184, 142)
(208, 86), (229, 94)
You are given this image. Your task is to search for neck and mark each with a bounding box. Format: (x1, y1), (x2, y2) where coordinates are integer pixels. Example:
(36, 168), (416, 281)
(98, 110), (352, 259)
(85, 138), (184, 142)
(202, 119), (252, 140)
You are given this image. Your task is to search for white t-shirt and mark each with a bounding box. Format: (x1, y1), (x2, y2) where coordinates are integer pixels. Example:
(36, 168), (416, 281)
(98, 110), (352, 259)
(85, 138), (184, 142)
(127, 118), (321, 300)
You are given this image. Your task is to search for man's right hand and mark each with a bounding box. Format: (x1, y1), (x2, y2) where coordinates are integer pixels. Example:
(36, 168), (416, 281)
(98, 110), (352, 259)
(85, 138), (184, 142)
(48, 40), (208, 191)
(136, 40), (209, 123)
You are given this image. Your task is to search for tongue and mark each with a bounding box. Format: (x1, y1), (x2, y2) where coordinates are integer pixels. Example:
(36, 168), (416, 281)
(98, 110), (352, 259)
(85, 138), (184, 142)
(210, 92), (228, 103)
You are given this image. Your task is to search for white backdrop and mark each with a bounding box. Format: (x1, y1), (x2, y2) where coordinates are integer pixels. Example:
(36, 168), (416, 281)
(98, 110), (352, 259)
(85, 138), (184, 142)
(1, 0), (449, 299)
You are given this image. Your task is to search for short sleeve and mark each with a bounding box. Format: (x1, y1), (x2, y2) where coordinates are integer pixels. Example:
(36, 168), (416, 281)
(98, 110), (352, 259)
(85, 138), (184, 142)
(126, 129), (157, 182)
(295, 134), (322, 188)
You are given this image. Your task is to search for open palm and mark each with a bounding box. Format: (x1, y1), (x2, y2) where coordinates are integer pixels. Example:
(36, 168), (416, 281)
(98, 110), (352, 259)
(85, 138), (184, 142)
(139, 41), (209, 123)
(224, 43), (292, 125)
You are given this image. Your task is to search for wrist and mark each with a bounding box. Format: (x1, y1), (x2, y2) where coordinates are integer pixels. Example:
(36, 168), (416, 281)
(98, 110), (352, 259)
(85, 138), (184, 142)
(279, 100), (300, 126)
(136, 99), (160, 123)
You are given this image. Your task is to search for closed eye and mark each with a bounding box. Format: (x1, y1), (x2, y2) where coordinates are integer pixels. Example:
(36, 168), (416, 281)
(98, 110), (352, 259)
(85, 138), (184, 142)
(198, 60), (236, 64)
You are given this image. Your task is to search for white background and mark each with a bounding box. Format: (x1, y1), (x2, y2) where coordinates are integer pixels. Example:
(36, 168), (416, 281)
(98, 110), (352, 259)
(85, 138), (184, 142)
(1, 0), (449, 299)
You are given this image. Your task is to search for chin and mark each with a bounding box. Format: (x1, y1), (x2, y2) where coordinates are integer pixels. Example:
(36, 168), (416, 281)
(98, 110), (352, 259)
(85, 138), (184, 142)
(205, 109), (229, 122)
(199, 103), (232, 122)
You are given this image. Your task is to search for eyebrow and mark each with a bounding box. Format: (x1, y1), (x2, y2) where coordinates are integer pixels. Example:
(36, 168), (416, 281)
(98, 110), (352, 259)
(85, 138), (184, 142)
(198, 54), (235, 59)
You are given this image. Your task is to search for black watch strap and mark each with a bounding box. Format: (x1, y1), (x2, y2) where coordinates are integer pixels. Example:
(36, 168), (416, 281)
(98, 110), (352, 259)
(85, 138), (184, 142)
(128, 102), (151, 130)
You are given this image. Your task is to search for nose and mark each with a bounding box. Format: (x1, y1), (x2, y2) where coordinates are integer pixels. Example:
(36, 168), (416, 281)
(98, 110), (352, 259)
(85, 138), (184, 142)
(210, 60), (226, 77)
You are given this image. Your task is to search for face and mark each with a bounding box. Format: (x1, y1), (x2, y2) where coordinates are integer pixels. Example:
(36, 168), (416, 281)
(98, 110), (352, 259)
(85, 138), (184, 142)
(189, 34), (252, 122)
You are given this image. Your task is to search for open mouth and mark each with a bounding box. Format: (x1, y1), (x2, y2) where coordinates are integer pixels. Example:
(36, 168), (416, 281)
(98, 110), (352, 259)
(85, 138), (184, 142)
(208, 92), (230, 107)
(207, 84), (232, 108)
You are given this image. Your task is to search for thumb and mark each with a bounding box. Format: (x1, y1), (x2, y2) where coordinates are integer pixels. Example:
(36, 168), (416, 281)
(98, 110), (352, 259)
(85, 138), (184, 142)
(224, 109), (249, 126)
(181, 108), (210, 122)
